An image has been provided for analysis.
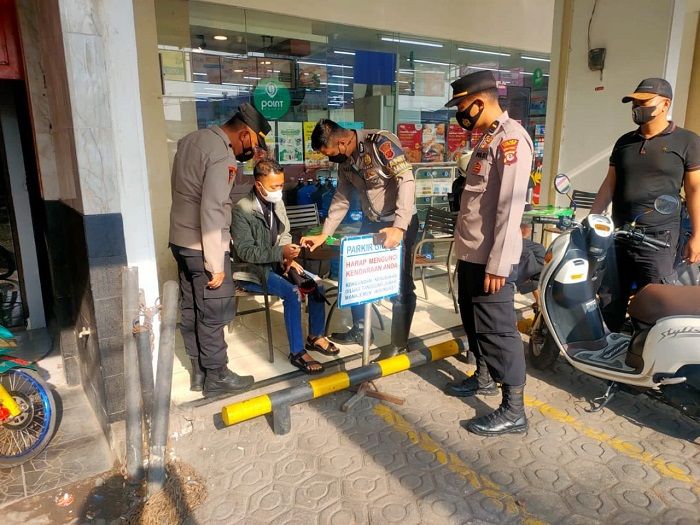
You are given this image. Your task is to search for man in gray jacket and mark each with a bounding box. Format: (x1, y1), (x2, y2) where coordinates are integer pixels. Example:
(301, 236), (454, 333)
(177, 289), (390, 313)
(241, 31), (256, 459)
(169, 103), (269, 397)
(232, 159), (338, 374)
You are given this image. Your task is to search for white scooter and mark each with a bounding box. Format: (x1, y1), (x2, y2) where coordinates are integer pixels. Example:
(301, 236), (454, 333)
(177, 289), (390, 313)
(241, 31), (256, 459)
(528, 174), (700, 421)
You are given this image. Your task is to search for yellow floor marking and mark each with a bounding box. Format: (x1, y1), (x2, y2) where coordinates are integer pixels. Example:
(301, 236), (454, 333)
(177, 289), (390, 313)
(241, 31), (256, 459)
(525, 395), (700, 494)
(373, 404), (548, 525)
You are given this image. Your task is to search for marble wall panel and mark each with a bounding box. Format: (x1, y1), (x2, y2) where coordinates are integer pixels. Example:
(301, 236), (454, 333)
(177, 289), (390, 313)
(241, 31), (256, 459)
(58, 0), (102, 36)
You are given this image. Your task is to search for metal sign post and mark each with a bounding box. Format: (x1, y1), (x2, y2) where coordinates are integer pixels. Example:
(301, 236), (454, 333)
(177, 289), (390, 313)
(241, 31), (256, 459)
(337, 235), (405, 411)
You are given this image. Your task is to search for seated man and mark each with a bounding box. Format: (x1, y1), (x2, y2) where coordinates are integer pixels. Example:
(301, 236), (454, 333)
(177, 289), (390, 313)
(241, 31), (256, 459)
(231, 159), (338, 374)
(517, 218), (546, 307)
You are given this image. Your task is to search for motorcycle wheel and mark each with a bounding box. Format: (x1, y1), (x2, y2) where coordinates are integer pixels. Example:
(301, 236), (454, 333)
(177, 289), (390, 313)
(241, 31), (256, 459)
(0, 369), (57, 468)
(528, 313), (559, 370)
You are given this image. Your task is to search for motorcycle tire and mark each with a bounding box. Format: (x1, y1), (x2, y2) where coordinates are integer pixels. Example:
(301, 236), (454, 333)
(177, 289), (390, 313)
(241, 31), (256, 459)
(0, 369), (57, 468)
(528, 313), (559, 370)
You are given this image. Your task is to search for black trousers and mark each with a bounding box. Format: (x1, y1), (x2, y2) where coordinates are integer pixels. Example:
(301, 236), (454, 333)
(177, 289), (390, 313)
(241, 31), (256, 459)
(350, 214), (419, 324)
(170, 245), (235, 370)
(457, 261), (526, 386)
(599, 229), (678, 332)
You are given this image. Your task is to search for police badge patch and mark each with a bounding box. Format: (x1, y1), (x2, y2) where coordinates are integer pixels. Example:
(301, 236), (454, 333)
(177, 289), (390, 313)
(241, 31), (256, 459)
(378, 141), (395, 160)
(499, 139), (519, 165)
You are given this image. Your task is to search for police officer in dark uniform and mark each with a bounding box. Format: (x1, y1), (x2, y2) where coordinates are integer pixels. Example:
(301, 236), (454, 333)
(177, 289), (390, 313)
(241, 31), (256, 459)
(443, 71), (533, 436)
(592, 78), (700, 331)
(301, 119), (418, 360)
(169, 103), (270, 397)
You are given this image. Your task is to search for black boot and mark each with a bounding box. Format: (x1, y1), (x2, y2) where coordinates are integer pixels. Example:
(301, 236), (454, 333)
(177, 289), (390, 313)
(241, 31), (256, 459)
(203, 367), (254, 397)
(189, 358), (205, 392)
(464, 384), (528, 436)
(371, 297), (416, 362)
(330, 324), (373, 346)
(445, 357), (499, 397)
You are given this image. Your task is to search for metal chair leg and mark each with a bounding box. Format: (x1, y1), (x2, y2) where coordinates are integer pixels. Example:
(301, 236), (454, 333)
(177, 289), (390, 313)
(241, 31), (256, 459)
(263, 293), (274, 363)
(420, 266), (429, 300)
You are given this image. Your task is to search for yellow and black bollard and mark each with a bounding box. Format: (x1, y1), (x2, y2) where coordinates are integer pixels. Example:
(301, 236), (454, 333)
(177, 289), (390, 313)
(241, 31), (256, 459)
(221, 339), (465, 434)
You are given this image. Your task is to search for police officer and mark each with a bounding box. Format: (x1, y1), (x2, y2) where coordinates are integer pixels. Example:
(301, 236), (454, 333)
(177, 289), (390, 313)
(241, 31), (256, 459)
(443, 71), (533, 436)
(169, 103), (270, 397)
(592, 78), (700, 332)
(300, 119), (418, 360)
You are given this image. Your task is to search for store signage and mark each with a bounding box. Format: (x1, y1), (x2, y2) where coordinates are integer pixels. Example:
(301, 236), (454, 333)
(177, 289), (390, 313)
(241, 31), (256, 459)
(338, 235), (401, 308)
(532, 68), (544, 89)
(253, 78), (291, 120)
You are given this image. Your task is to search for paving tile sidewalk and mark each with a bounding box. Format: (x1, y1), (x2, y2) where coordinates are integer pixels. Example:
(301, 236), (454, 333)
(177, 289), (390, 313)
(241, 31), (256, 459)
(3, 337), (699, 524)
(174, 342), (700, 525)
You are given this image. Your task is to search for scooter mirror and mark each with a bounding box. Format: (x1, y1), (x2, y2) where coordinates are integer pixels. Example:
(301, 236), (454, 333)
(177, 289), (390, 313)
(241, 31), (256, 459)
(653, 194), (680, 215)
(554, 173), (572, 195)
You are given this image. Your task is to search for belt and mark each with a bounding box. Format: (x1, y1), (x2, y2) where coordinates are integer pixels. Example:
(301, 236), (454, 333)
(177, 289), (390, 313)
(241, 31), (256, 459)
(378, 209), (418, 223)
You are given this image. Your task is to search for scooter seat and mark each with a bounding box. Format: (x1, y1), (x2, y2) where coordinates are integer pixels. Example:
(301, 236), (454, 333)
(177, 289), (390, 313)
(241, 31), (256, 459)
(628, 284), (700, 325)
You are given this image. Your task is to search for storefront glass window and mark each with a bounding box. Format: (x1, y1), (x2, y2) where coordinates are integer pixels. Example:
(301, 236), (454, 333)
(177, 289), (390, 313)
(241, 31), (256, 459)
(155, 1), (550, 201)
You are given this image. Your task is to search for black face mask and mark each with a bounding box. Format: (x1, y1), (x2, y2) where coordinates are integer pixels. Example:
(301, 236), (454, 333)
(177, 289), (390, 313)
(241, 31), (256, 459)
(632, 104), (658, 125)
(456, 100), (485, 131)
(328, 142), (349, 164)
(235, 133), (255, 162)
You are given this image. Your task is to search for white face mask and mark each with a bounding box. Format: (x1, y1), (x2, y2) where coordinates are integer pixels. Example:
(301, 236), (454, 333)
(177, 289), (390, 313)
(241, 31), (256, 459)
(258, 183), (283, 204)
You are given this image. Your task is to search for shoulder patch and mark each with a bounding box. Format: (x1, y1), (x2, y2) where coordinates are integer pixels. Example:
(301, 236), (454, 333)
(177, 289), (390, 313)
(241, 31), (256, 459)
(499, 139), (519, 165)
(374, 136), (404, 165)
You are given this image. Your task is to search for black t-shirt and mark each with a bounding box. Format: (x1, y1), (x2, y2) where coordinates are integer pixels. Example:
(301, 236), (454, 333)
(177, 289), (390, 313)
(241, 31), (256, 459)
(609, 122), (700, 231)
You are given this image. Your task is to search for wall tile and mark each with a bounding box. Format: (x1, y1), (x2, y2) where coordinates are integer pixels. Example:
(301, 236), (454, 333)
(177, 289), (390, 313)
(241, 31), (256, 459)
(93, 297), (122, 340)
(89, 264), (123, 301)
(58, 0), (102, 36)
(83, 213), (126, 259)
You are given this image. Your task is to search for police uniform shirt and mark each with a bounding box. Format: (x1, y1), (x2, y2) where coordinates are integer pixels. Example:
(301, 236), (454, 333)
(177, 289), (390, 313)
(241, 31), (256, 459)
(610, 122), (700, 231)
(169, 126), (238, 274)
(322, 130), (415, 236)
(454, 112), (534, 277)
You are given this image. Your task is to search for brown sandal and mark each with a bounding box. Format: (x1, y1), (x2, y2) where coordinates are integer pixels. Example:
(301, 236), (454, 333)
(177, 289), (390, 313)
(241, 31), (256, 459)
(305, 336), (340, 356)
(290, 351), (324, 374)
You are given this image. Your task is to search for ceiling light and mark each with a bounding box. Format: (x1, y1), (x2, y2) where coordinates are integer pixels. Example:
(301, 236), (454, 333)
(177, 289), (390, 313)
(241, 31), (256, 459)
(381, 37), (442, 48)
(411, 59), (449, 66)
(234, 69), (244, 73)
(298, 60), (353, 69)
(331, 75), (353, 79)
(321, 82), (349, 87)
(458, 47), (510, 57)
(334, 50), (355, 56)
(193, 72), (207, 77)
(522, 55), (550, 62)
(261, 60), (271, 65)
(244, 76), (261, 80)
(213, 35), (228, 41)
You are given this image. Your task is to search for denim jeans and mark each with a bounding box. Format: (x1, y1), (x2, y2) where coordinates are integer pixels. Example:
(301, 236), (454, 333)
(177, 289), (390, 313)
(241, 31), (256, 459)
(239, 271), (326, 355)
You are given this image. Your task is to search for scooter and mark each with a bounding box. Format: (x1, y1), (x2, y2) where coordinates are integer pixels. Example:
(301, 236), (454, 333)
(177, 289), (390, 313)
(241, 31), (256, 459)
(528, 174), (700, 422)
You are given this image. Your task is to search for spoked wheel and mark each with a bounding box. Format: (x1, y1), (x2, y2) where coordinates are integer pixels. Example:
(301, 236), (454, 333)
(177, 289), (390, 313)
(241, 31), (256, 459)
(0, 369), (57, 468)
(528, 313), (559, 370)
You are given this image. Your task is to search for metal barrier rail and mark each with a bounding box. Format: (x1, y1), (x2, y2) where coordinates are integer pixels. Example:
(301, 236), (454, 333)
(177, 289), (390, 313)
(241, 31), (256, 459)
(221, 338), (465, 434)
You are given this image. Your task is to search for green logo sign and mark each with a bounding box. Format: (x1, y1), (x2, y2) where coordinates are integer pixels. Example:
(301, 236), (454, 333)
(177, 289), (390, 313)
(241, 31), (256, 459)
(253, 79), (290, 120)
(532, 68), (544, 89)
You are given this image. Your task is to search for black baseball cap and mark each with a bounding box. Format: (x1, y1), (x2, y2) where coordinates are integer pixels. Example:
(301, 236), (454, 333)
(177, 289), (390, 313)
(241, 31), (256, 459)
(236, 103), (271, 150)
(622, 78), (673, 103)
(445, 71), (497, 108)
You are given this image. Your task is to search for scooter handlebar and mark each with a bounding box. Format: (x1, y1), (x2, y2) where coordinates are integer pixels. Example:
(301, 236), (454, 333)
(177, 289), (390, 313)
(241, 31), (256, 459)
(615, 229), (670, 249)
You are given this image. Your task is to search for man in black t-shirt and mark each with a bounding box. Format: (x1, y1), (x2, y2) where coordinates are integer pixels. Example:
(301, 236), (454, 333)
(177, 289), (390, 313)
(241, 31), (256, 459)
(592, 78), (700, 331)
